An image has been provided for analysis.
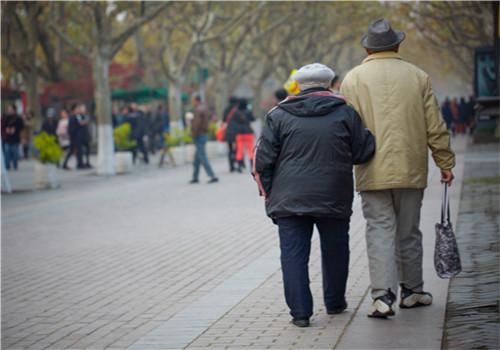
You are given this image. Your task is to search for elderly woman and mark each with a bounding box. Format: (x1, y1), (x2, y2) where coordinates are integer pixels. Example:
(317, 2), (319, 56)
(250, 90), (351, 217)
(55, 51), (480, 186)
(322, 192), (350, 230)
(253, 63), (375, 327)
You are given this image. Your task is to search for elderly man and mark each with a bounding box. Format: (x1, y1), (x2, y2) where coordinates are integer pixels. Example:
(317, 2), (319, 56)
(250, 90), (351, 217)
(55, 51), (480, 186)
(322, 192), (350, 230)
(340, 19), (455, 318)
(254, 63), (375, 327)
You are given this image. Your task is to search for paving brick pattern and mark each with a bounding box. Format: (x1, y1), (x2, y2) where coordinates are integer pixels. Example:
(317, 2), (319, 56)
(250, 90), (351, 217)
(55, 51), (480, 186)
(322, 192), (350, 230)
(2, 158), (277, 349)
(185, 209), (369, 350)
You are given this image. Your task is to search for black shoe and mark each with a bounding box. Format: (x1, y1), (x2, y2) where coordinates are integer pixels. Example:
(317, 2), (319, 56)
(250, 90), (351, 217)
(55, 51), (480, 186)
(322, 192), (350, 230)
(189, 179), (199, 184)
(292, 317), (310, 328)
(85, 164), (93, 169)
(368, 290), (396, 318)
(207, 177), (219, 184)
(327, 301), (348, 315)
(62, 166), (71, 170)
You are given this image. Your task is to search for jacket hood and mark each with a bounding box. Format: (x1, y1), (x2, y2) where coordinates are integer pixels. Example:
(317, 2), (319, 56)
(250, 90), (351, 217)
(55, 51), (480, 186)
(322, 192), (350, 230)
(278, 89), (346, 117)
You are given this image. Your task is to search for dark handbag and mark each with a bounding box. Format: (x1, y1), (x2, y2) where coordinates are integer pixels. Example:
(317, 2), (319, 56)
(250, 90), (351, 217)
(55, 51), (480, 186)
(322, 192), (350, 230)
(434, 183), (462, 278)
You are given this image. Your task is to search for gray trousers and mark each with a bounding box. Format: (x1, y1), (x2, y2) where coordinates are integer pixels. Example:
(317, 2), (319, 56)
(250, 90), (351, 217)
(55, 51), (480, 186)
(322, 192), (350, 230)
(361, 189), (424, 299)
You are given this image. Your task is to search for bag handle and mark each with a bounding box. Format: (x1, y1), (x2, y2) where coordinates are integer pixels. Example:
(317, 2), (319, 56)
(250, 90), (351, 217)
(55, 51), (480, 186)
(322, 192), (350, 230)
(441, 183), (451, 225)
(224, 106), (238, 125)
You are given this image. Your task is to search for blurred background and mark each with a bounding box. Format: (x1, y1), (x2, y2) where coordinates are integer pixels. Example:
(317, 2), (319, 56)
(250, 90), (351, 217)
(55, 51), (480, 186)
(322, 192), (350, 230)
(1, 1), (497, 180)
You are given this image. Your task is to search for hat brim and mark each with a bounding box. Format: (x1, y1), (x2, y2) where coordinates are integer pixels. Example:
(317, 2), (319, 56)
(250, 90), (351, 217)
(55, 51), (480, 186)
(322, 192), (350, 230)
(361, 30), (406, 51)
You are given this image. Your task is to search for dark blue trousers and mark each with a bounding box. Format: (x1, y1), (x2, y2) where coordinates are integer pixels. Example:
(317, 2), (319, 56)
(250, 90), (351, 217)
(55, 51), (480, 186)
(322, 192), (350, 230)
(276, 216), (350, 319)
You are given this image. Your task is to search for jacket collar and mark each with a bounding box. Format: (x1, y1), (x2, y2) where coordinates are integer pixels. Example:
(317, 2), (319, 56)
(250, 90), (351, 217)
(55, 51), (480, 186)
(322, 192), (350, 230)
(280, 89), (346, 106)
(281, 90), (335, 103)
(298, 87), (329, 96)
(362, 51), (403, 64)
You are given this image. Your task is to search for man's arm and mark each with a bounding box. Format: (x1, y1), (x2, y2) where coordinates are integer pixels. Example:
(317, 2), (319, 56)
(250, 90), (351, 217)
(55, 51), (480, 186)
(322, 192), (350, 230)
(253, 113), (281, 198)
(423, 76), (455, 184)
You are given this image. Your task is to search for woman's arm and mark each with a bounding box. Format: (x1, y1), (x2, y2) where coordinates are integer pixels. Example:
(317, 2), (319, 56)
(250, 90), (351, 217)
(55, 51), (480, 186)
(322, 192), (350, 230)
(253, 113), (281, 198)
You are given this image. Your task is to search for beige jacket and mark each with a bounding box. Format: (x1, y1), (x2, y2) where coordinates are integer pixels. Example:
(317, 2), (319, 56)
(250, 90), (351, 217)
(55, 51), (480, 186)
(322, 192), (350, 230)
(340, 51), (455, 191)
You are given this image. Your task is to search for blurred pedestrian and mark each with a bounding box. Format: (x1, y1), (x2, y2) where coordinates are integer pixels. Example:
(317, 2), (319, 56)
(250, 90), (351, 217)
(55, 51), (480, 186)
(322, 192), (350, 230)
(124, 105), (137, 158)
(114, 105), (128, 127)
(2, 104), (24, 171)
(441, 97), (453, 132)
(1, 111), (6, 156)
(450, 97), (460, 134)
(254, 63), (375, 327)
(467, 95), (476, 134)
(41, 108), (58, 137)
(189, 94), (218, 184)
(77, 104), (92, 169)
(20, 110), (34, 159)
(143, 106), (155, 154)
(112, 105), (120, 128)
(341, 18), (455, 318)
(63, 104), (81, 169)
(222, 96), (240, 172)
(274, 89), (288, 105)
(57, 108), (71, 170)
(151, 105), (164, 153)
(234, 98), (255, 172)
(117, 105), (128, 127)
(157, 104), (176, 168)
(458, 97), (468, 135)
(129, 103), (149, 164)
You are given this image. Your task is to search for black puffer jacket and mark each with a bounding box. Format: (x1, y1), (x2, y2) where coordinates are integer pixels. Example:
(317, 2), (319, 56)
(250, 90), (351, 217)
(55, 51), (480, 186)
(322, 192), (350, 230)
(254, 88), (375, 219)
(224, 107), (254, 141)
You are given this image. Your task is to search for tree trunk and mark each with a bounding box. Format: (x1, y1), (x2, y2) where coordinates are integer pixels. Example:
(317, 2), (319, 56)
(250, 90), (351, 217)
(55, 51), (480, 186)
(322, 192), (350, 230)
(134, 30), (146, 82)
(25, 70), (41, 131)
(25, 5), (42, 130)
(92, 50), (116, 175)
(54, 4), (65, 65)
(168, 79), (184, 126)
(215, 71), (230, 122)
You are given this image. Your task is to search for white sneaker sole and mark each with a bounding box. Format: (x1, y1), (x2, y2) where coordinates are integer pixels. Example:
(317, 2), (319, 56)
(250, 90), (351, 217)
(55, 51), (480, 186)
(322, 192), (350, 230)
(400, 293), (433, 308)
(368, 299), (395, 318)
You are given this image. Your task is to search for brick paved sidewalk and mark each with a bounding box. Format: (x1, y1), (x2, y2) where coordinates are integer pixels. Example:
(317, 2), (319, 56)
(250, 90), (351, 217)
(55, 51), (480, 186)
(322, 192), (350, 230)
(2, 138), (467, 350)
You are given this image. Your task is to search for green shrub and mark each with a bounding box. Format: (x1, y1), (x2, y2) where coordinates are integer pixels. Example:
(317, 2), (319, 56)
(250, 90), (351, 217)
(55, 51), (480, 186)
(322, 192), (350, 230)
(164, 127), (193, 147)
(182, 128), (193, 144)
(113, 123), (136, 151)
(33, 132), (63, 164)
(208, 122), (217, 141)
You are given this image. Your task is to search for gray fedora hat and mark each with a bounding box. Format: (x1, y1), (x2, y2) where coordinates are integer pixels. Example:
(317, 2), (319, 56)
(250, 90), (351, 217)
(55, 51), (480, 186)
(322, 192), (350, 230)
(361, 18), (405, 51)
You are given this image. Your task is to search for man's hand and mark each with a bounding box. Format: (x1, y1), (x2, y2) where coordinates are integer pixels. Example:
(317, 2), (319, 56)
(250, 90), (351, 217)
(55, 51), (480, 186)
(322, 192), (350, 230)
(441, 169), (454, 186)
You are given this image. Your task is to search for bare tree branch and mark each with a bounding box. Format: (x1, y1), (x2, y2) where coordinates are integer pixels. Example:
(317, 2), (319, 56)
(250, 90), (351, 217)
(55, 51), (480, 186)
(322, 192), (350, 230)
(49, 22), (89, 57)
(111, 2), (170, 57)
